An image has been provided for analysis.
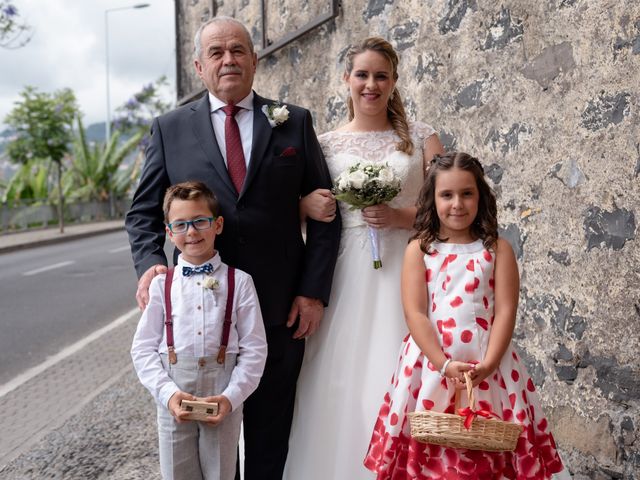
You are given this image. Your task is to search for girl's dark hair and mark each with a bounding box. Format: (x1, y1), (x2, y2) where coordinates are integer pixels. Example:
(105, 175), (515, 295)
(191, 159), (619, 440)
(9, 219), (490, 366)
(412, 152), (498, 252)
(344, 37), (414, 155)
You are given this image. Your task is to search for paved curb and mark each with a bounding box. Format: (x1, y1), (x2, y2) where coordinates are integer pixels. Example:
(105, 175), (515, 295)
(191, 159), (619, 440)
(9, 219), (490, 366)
(0, 221), (125, 254)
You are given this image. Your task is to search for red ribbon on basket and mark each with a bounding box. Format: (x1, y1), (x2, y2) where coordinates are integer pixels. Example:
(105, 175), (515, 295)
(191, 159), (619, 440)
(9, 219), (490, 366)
(457, 406), (500, 430)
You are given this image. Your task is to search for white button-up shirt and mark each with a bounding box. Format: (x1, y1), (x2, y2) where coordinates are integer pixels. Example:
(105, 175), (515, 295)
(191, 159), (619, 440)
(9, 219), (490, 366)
(209, 91), (254, 168)
(131, 253), (267, 411)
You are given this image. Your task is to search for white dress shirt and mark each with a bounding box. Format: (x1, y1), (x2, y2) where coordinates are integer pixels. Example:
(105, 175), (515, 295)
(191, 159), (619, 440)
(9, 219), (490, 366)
(208, 91), (254, 167)
(131, 253), (267, 411)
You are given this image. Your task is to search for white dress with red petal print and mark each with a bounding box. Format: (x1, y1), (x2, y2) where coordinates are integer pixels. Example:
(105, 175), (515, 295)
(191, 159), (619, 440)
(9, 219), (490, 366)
(364, 240), (568, 480)
(284, 123), (436, 480)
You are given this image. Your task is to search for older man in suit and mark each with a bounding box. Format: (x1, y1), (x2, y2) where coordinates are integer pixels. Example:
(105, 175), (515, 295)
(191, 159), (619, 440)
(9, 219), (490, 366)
(125, 16), (340, 480)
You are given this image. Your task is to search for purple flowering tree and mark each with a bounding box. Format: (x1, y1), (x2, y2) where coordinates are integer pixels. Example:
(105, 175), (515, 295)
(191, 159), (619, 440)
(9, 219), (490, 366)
(112, 76), (173, 150)
(0, 1), (32, 49)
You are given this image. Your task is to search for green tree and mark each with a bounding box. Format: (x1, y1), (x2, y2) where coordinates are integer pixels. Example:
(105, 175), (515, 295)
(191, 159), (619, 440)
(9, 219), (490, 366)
(4, 86), (79, 232)
(65, 116), (143, 203)
(0, 1), (32, 49)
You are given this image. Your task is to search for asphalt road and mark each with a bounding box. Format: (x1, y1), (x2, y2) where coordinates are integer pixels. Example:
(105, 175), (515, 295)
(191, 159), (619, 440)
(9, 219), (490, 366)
(0, 230), (141, 386)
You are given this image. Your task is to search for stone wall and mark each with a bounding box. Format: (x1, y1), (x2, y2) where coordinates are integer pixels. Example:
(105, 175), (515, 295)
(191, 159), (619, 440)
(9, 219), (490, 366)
(175, 1), (639, 477)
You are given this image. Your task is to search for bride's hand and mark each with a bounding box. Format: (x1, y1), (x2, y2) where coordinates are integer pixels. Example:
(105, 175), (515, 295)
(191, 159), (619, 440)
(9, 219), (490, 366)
(300, 189), (336, 223)
(362, 204), (397, 228)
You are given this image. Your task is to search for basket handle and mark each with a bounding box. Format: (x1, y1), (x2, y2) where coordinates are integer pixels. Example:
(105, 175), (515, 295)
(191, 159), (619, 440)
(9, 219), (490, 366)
(454, 371), (475, 410)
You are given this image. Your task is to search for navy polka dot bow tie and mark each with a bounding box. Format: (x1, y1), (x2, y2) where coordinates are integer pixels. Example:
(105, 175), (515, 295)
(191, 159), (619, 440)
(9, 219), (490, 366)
(182, 263), (213, 276)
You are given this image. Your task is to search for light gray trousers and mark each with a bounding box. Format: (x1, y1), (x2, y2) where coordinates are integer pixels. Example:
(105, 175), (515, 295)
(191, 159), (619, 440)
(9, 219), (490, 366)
(158, 354), (242, 480)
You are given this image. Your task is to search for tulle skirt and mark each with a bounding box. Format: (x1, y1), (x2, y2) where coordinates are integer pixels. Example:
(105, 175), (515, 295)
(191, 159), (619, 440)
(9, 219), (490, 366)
(284, 226), (411, 479)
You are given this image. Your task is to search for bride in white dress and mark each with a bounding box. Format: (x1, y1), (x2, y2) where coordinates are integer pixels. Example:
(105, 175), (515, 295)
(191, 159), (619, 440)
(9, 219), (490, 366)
(285, 37), (444, 479)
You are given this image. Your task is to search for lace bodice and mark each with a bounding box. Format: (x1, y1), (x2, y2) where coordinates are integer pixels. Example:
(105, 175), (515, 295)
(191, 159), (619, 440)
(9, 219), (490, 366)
(319, 121), (435, 228)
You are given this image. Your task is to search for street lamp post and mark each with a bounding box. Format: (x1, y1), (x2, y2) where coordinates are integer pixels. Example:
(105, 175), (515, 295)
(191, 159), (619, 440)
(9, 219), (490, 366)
(104, 3), (149, 217)
(105, 3), (150, 143)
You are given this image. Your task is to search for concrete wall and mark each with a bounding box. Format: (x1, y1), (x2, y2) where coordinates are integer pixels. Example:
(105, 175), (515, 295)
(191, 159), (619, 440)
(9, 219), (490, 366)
(175, 1), (639, 477)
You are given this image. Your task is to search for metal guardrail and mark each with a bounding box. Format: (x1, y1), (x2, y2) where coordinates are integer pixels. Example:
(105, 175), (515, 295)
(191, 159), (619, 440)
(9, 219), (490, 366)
(0, 198), (131, 233)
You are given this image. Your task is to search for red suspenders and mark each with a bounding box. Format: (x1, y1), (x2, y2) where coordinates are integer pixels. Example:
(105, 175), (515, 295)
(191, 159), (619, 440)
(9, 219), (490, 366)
(164, 268), (177, 364)
(218, 267), (235, 364)
(164, 266), (236, 365)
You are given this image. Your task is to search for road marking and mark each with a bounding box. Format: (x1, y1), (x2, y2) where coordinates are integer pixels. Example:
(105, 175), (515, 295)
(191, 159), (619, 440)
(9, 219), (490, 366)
(22, 260), (75, 276)
(0, 307), (139, 399)
(109, 245), (130, 253)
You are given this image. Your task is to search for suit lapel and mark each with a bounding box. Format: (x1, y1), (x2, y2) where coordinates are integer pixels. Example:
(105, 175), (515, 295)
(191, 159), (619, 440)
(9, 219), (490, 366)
(241, 93), (273, 198)
(190, 95), (237, 196)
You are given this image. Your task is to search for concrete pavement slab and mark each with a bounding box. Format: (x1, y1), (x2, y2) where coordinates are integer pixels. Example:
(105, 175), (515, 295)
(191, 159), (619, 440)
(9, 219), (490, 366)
(0, 308), (157, 476)
(0, 369), (160, 480)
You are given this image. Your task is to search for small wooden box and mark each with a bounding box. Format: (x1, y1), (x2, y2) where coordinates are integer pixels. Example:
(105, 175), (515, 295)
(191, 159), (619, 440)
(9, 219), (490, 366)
(181, 400), (219, 421)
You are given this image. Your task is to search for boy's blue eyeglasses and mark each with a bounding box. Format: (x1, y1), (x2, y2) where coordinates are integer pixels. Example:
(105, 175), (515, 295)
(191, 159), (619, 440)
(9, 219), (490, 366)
(167, 217), (215, 234)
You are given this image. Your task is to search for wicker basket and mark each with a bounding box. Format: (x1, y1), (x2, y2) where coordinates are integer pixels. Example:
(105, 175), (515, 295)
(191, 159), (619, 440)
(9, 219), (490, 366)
(408, 372), (524, 451)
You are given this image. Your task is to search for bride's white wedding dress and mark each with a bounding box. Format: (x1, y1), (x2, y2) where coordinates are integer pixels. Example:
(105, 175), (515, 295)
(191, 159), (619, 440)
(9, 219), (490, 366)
(284, 122), (435, 479)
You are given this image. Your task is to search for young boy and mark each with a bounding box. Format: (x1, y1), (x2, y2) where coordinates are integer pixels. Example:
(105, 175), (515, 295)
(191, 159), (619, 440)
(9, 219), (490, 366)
(131, 181), (267, 480)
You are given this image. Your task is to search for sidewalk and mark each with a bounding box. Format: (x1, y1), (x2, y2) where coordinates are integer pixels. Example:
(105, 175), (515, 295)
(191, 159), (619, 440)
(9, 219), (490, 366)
(0, 309), (161, 479)
(0, 219), (125, 254)
(0, 220), (162, 478)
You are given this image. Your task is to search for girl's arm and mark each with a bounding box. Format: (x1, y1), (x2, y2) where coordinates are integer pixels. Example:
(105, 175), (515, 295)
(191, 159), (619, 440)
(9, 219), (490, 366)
(300, 189), (336, 223)
(402, 240), (473, 381)
(470, 238), (520, 386)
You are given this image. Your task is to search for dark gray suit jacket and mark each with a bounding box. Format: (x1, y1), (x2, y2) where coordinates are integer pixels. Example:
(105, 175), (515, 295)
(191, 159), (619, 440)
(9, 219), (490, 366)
(125, 92), (341, 328)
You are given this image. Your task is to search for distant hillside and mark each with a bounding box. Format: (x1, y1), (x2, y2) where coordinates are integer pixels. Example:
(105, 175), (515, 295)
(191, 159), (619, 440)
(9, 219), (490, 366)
(0, 121), (141, 183)
(0, 127), (13, 156)
(0, 129), (13, 177)
(85, 122), (137, 144)
(0, 129), (17, 181)
(1, 121), (132, 148)
(86, 122), (107, 143)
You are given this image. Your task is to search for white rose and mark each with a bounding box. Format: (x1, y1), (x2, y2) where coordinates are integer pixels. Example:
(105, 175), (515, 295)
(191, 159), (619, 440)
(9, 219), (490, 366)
(337, 172), (350, 190)
(261, 105), (276, 127)
(348, 170), (367, 189)
(272, 105), (289, 124)
(378, 167), (395, 184)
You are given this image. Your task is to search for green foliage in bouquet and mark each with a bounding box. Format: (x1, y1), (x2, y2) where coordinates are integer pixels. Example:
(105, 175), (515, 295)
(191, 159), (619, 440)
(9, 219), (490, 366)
(332, 162), (401, 210)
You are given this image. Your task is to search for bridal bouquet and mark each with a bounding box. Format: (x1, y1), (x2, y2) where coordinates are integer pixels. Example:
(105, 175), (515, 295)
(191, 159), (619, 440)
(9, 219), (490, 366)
(333, 162), (401, 269)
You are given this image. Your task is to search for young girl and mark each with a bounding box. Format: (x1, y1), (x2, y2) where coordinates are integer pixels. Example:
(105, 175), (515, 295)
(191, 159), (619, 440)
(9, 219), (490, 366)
(364, 152), (567, 479)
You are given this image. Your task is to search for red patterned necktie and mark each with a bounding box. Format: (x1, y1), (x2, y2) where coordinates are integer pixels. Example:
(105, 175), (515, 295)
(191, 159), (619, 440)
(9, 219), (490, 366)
(222, 104), (246, 193)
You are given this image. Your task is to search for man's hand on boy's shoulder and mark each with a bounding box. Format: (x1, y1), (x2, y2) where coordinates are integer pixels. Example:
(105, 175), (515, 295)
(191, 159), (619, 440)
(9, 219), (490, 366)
(168, 390), (197, 423)
(136, 264), (168, 310)
(198, 395), (232, 426)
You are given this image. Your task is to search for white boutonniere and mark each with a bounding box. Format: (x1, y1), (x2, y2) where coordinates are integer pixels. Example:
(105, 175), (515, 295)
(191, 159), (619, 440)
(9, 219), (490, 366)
(262, 103), (289, 127)
(203, 276), (220, 291)
(203, 276), (220, 305)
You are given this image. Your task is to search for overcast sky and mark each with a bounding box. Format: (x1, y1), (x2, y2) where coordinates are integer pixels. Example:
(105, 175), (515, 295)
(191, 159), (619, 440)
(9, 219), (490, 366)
(0, 0), (176, 131)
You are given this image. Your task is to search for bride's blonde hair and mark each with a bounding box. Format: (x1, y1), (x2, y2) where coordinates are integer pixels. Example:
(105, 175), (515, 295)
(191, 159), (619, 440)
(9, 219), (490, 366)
(344, 37), (414, 155)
